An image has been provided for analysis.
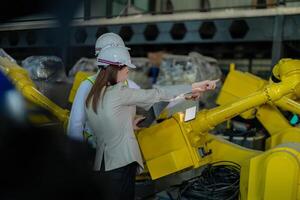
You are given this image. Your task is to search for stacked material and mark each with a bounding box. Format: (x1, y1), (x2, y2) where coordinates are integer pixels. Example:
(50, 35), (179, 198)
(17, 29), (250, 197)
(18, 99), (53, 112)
(129, 57), (152, 89)
(68, 57), (98, 77)
(22, 56), (72, 109)
(156, 52), (222, 111)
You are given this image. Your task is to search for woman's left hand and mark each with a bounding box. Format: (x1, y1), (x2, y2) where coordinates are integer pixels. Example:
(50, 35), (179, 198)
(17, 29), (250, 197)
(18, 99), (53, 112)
(133, 115), (146, 130)
(185, 87), (205, 100)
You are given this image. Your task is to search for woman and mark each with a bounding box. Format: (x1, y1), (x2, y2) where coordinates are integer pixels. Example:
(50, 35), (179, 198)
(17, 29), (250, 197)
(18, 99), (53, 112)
(85, 46), (217, 200)
(67, 32), (140, 144)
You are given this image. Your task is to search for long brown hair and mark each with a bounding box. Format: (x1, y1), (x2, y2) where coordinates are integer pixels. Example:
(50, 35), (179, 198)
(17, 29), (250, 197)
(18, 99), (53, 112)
(85, 65), (122, 113)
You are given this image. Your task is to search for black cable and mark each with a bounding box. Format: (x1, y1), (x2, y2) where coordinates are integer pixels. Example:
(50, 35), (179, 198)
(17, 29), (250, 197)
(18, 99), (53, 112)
(140, 161), (241, 200)
(178, 161), (241, 200)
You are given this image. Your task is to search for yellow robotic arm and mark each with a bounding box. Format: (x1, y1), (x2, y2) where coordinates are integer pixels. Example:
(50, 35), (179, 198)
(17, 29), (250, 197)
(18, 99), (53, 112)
(2, 52), (299, 199)
(0, 56), (69, 124)
(217, 60), (300, 148)
(137, 59), (300, 199)
(138, 58), (300, 178)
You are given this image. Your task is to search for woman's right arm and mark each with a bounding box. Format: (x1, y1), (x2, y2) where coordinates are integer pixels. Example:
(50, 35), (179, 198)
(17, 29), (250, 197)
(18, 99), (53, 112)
(119, 84), (192, 110)
(119, 80), (218, 110)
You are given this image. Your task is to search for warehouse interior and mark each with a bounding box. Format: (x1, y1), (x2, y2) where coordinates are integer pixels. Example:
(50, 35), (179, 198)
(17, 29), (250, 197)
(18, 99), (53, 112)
(1, 0), (300, 199)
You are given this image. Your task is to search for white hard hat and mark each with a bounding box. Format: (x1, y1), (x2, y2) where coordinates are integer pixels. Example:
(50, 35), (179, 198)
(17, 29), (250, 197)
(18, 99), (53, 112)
(95, 32), (130, 56)
(96, 46), (136, 69)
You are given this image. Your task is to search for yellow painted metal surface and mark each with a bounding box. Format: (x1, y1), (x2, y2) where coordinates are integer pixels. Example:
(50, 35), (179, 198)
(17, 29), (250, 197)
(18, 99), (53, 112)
(2, 54), (300, 199)
(255, 103), (290, 134)
(138, 58), (300, 179)
(28, 112), (53, 124)
(276, 96), (300, 114)
(68, 71), (93, 103)
(206, 134), (300, 200)
(217, 60), (300, 115)
(206, 133), (259, 165)
(273, 59), (300, 82)
(137, 114), (209, 179)
(243, 143), (300, 200)
(191, 80), (299, 135)
(217, 60), (300, 148)
(216, 66), (266, 119)
(256, 103), (300, 148)
(265, 127), (300, 149)
(0, 57), (69, 125)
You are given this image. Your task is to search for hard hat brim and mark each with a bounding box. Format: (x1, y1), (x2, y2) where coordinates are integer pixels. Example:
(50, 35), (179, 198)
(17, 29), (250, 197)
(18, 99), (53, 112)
(95, 46), (131, 56)
(95, 60), (136, 69)
(126, 62), (136, 69)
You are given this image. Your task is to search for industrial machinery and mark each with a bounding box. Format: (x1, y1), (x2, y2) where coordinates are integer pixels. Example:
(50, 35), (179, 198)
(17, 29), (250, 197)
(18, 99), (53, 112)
(1, 51), (300, 199)
(137, 59), (300, 199)
(217, 62), (300, 149)
(0, 53), (69, 127)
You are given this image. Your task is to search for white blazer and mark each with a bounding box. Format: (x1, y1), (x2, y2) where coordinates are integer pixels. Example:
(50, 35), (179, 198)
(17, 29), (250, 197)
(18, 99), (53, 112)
(85, 82), (192, 173)
(67, 74), (140, 144)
